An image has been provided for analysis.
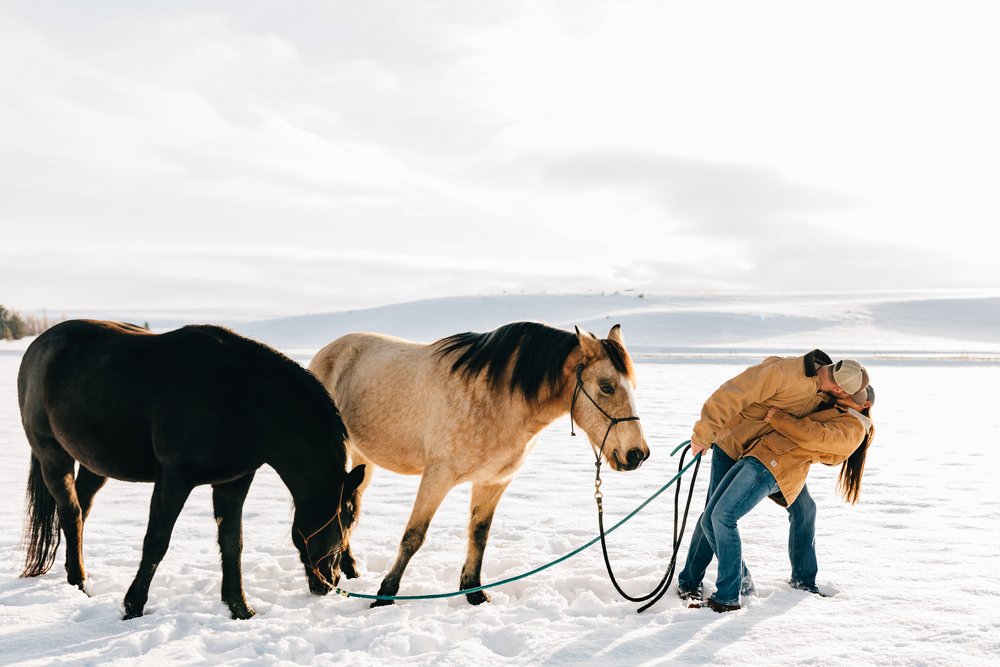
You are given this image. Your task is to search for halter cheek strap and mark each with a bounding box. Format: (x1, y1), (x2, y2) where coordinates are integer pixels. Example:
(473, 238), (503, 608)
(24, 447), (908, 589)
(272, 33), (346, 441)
(569, 363), (641, 461)
(295, 486), (349, 587)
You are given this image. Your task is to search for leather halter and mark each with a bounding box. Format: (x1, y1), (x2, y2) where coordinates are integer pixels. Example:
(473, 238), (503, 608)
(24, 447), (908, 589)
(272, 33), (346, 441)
(296, 487), (349, 588)
(569, 363), (641, 470)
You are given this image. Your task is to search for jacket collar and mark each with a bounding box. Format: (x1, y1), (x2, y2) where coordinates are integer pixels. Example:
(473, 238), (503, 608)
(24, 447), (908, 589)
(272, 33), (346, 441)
(847, 407), (873, 432)
(803, 349), (833, 378)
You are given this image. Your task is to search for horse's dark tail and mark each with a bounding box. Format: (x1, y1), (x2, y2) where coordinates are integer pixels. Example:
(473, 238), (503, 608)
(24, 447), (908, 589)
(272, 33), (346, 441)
(21, 454), (60, 577)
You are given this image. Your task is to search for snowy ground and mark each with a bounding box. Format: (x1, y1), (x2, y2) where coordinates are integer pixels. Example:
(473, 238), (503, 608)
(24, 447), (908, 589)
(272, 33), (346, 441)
(1, 296), (999, 665)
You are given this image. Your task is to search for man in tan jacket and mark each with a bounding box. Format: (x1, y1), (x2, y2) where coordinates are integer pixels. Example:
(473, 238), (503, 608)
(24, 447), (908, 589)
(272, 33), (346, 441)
(677, 351), (867, 600)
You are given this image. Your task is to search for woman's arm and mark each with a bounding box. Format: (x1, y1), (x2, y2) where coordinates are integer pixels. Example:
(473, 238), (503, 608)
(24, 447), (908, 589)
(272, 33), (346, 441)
(765, 408), (866, 458)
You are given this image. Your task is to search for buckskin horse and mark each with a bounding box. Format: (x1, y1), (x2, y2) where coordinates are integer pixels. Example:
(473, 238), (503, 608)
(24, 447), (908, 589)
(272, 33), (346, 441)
(308, 322), (649, 606)
(17, 320), (365, 619)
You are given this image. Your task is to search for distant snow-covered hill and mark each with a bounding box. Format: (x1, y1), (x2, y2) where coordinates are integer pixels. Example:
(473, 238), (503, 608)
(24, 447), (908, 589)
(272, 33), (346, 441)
(225, 291), (1000, 360)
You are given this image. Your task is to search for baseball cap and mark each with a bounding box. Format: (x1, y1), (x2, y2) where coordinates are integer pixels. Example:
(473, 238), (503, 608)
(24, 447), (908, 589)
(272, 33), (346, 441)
(832, 359), (865, 395)
(850, 384), (875, 407)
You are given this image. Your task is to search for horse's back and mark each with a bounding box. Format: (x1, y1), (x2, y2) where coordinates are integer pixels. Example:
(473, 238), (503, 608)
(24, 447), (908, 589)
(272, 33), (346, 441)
(310, 332), (441, 473)
(310, 331), (430, 399)
(18, 320), (320, 483)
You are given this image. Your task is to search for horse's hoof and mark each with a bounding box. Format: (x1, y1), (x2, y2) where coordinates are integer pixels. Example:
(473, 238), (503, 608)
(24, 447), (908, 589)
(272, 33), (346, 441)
(340, 557), (360, 580)
(228, 601), (256, 620)
(466, 591), (491, 605)
(370, 598), (394, 608)
(122, 605), (144, 620)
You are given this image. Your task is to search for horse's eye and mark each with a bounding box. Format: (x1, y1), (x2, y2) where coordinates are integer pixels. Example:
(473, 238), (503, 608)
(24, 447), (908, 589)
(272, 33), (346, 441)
(600, 383), (615, 395)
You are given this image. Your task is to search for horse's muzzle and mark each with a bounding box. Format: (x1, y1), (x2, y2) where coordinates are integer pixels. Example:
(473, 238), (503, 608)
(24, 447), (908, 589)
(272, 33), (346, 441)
(613, 448), (648, 471)
(307, 566), (340, 595)
(626, 447), (648, 469)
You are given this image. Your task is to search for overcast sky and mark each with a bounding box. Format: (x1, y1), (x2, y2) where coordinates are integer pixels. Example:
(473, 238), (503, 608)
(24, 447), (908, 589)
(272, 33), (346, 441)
(2, 1), (998, 317)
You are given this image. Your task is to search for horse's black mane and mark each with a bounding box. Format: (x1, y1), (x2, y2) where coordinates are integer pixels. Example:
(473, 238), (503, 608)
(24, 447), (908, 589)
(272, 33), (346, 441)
(435, 322), (576, 402)
(435, 321), (634, 402)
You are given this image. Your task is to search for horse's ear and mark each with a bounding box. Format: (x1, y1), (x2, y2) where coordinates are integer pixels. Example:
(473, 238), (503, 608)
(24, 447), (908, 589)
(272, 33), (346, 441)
(607, 324), (625, 346)
(575, 325), (603, 360)
(345, 464), (366, 495)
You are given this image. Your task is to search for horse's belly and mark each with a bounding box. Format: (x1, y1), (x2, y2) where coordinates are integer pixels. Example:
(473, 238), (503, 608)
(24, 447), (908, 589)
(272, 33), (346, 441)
(350, 436), (425, 475)
(55, 430), (158, 482)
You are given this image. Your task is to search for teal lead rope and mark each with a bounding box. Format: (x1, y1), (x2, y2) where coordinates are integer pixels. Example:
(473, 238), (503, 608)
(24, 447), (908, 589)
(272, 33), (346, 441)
(332, 440), (702, 602)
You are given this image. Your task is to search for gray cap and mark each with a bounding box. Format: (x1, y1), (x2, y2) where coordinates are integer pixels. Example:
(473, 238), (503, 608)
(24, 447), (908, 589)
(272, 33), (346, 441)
(850, 384), (875, 407)
(832, 359), (865, 395)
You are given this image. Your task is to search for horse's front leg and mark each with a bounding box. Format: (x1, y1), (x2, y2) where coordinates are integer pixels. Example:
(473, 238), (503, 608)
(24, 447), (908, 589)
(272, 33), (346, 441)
(212, 472), (256, 619)
(122, 472), (194, 620)
(75, 466), (108, 525)
(460, 480), (511, 605)
(372, 467), (452, 608)
(340, 453), (374, 580)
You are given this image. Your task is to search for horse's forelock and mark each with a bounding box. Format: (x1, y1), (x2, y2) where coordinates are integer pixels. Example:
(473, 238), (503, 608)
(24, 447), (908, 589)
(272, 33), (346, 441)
(600, 339), (635, 382)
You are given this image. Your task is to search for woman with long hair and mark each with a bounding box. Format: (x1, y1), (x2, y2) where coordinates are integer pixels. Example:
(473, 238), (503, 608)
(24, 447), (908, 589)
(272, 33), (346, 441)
(690, 385), (876, 613)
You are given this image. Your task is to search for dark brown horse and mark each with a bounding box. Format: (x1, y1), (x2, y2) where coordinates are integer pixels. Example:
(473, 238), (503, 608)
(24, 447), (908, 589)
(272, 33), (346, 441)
(17, 320), (365, 619)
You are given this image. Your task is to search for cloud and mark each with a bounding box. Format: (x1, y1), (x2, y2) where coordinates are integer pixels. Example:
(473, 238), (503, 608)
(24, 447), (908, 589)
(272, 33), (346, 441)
(0, 243), (610, 314)
(2, 3), (999, 314)
(541, 150), (856, 231)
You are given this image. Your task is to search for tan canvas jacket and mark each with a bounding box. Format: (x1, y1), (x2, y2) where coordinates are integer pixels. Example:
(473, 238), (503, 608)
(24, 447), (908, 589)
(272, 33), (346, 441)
(746, 406), (871, 506)
(691, 350), (834, 460)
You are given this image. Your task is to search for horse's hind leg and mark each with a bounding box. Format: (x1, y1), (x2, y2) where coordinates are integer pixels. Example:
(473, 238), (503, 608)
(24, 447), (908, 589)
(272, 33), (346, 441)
(373, 467), (452, 608)
(212, 472), (256, 620)
(65, 465), (107, 591)
(460, 480), (510, 605)
(340, 449), (374, 580)
(122, 472), (194, 619)
(33, 444), (88, 590)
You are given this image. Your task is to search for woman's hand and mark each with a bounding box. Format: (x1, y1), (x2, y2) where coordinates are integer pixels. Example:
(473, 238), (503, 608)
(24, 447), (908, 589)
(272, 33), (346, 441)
(764, 407), (782, 423)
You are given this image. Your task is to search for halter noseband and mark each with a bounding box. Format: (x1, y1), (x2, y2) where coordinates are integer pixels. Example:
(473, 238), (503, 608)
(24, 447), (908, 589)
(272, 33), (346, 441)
(569, 363), (641, 466)
(295, 486), (350, 588)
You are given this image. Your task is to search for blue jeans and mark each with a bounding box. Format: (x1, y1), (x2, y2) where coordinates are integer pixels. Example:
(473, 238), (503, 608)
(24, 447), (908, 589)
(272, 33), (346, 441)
(701, 457), (780, 605)
(788, 484), (817, 587)
(677, 447), (819, 593)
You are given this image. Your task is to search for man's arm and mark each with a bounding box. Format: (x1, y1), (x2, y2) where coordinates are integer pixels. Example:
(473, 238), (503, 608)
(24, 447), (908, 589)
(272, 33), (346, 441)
(690, 359), (784, 454)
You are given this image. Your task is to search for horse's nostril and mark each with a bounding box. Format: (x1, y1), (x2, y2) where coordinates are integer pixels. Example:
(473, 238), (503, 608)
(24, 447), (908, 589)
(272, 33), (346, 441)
(627, 448), (644, 467)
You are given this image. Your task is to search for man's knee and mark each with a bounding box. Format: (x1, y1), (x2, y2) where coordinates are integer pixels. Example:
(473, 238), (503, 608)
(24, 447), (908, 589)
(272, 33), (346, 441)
(699, 511), (714, 540)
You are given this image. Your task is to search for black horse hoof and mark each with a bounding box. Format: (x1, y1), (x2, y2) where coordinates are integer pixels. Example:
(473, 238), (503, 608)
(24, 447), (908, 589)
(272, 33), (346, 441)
(340, 557), (360, 580)
(466, 590), (491, 605)
(228, 601), (256, 620)
(122, 605), (144, 620)
(370, 598), (394, 608)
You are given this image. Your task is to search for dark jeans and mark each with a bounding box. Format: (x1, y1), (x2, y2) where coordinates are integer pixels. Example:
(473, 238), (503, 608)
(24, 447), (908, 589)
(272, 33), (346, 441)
(677, 447), (819, 593)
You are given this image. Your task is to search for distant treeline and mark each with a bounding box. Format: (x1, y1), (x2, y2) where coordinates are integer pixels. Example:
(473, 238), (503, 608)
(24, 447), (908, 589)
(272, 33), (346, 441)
(0, 305), (62, 340)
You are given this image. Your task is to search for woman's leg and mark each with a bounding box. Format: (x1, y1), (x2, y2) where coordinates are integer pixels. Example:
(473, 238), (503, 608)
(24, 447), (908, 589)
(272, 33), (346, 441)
(702, 458), (779, 606)
(787, 483), (819, 590)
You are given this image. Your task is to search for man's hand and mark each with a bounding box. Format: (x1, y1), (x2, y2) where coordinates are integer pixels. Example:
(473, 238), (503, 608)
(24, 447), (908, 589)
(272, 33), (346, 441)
(764, 407), (782, 423)
(690, 439), (709, 455)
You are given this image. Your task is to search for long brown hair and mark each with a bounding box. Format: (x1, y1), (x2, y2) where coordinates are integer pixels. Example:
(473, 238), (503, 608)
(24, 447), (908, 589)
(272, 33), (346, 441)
(837, 406), (874, 504)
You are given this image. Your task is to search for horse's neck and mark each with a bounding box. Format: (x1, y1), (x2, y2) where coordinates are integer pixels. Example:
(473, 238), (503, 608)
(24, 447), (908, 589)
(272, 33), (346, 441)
(523, 370), (577, 436)
(267, 441), (344, 508)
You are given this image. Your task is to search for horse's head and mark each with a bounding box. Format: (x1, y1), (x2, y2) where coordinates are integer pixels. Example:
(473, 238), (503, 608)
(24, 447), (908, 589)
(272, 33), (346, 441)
(571, 325), (650, 471)
(291, 464), (366, 595)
